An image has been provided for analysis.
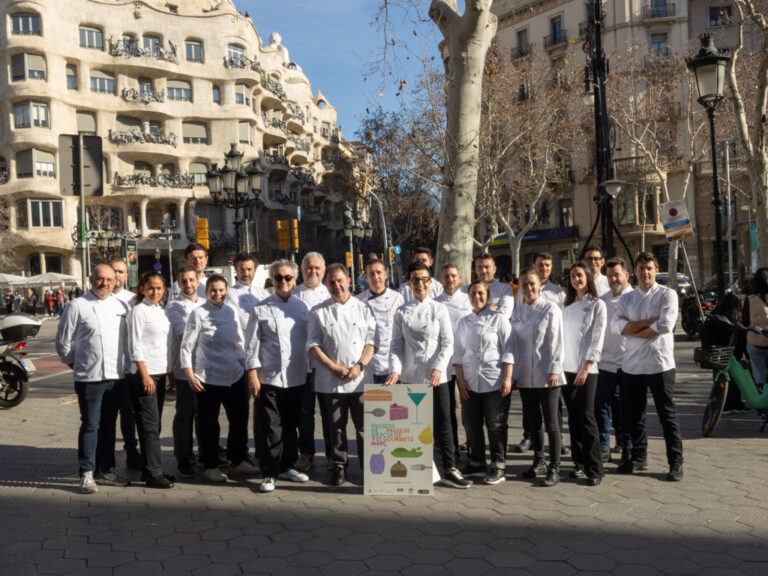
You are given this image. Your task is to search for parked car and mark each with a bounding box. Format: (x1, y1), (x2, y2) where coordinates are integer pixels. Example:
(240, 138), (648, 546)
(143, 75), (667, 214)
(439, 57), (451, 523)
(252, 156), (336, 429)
(656, 273), (692, 297)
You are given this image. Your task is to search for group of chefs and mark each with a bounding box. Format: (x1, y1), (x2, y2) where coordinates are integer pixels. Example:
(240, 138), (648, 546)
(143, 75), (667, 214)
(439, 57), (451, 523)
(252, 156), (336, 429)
(56, 241), (683, 495)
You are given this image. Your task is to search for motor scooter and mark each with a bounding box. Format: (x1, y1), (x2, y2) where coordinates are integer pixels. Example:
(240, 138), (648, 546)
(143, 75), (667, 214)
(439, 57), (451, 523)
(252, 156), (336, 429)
(0, 313), (42, 408)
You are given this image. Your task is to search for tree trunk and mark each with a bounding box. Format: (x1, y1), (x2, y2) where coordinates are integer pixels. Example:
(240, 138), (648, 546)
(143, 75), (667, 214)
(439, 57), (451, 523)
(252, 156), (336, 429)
(430, 0), (497, 281)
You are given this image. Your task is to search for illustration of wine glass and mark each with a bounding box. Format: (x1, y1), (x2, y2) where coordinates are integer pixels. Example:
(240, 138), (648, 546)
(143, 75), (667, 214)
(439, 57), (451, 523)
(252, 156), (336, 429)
(407, 387), (427, 425)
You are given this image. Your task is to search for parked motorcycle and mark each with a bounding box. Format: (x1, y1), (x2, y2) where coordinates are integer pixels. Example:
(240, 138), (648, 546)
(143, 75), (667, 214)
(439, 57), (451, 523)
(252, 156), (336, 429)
(0, 313), (42, 408)
(680, 287), (718, 339)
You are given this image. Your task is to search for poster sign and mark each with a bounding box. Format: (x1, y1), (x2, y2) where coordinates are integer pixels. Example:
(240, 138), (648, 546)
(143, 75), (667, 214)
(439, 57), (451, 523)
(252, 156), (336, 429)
(363, 383), (434, 496)
(659, 200), (694, 242)
(123, 238), (138, 289)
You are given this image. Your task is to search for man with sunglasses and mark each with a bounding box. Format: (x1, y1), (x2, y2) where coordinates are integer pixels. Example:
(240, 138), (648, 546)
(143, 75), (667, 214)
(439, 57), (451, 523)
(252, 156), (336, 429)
(582, 245), (610, 297)
(246, 260), (310, 493)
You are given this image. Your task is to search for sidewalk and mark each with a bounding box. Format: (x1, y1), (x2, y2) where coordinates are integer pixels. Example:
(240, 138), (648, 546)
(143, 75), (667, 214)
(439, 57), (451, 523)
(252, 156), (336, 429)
(1, 330), (768, 575)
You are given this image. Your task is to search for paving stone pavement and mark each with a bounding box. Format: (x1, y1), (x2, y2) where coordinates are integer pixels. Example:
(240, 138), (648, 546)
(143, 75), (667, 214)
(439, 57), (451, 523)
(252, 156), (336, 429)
(2, 320), (768, 575)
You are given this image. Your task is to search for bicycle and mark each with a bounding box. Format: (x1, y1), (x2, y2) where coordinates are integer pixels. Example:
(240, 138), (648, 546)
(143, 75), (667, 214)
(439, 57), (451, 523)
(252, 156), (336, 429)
(694, 315), (768, 436)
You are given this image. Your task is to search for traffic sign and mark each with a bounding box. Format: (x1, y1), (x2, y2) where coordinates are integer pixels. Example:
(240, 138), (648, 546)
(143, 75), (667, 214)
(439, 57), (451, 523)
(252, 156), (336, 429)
(393, 246), (401, 255)
(153, 262), (163, 272)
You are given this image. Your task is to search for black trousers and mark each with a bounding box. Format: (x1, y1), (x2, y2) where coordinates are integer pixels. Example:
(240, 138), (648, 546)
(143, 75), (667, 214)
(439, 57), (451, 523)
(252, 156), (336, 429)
(323, 392), (364, 469)
(464, 389), (511, 469)
(172, 379), (201, 465)
(433, 382), (456, 471)
(129, 373), (166, 478)
(562, 372), (603, 479)
(519, 387), (561, 469)
(447, 376), (460, 452)
(258, 384), (304, 477)
(623, 370), (683, 466)
(197, 376), (249, 470)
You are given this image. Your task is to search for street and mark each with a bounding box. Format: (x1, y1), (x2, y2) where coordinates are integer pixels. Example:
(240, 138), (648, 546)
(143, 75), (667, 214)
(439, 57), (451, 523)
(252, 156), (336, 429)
(1, 318), (768, 575)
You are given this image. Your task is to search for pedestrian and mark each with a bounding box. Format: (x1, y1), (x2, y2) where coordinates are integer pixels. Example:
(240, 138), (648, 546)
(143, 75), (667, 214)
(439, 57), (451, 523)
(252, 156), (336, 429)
(465, 253), (515, 316)
(616, 251), (683, 481)
(246, 259), (310, 493)
(165, 266), (204, 478)
(741, 267), (768, 391)
(69, 283), (83, 301)
(13, 291), (22, 313)
(398, 247), (444, 304)
(44, 290), (56, 317)
(582, 245), (610, 296)
(55, 264), (131, 494)
(595, 257), (634, 463)
(24, 288), (38, 316)
(57, 288), (68, 316)
(453, 280), (514, 485)
(388, 261), (469, 489)
(180, 274), (258, 483)
(127, 271), (174, 489)
(511, 267), (565, 487)
(561, 262), (606, 486)
(168, 243), (208, 302)
(4, 289), (13, 315)
(307, 263), (376, 486)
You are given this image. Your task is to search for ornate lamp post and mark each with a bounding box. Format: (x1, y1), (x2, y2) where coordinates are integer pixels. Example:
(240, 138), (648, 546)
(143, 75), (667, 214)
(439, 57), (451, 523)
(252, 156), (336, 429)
(687, 33), (731, 297)
(206, 143), (264, 253)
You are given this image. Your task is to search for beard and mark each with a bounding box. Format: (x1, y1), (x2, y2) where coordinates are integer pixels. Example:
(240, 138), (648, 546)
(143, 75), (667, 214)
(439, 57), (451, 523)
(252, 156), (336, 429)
(609, 283), (624, 297)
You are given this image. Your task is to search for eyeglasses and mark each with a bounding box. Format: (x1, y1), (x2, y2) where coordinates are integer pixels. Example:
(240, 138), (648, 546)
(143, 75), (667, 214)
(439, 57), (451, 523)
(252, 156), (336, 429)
(410, 277), (431, 285)
(584, 257), (603, 262)
(273, 275), (294, 283)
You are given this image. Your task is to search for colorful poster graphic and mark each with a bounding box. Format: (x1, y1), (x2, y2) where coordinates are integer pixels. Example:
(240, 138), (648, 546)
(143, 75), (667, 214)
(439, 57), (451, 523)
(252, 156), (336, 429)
(364, 383), (434, 496)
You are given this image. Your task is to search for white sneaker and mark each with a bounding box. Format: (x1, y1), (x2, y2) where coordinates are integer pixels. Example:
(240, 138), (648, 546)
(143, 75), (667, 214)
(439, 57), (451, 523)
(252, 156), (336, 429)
(202, 468), (228, 483)
(259, 477), (276, 492)
(228, 460), (260, 476)
(79, 471), (98, 494)
(279, 468), (309, 483)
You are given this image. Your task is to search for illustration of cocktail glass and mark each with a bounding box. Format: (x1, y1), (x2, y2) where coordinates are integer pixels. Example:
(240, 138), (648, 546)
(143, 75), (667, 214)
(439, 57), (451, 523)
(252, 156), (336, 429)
(407, 387), (427, 424)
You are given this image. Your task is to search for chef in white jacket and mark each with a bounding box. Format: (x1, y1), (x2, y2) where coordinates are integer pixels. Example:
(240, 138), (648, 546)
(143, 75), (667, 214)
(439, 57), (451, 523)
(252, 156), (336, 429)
(510, 267), (565, 488)
(225, 252), (269, 331)
(398, 247), (444, 304)
(387, 261), (469, 489)
(55, 264), (129, 494)
(462, 253), (514, 317)
(307, 263), (376, 487)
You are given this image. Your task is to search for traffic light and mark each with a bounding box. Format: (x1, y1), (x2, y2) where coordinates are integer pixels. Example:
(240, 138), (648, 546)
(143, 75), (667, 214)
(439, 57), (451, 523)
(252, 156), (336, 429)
(277, 220), (290, 250)
(195, 217), (209, 250)
(388, 247), (394, 264)
(291, 218), (299, 250)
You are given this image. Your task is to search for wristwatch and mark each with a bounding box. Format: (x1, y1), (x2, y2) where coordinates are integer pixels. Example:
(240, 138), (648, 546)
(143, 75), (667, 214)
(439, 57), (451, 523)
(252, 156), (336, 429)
(357, 361), (368, 371)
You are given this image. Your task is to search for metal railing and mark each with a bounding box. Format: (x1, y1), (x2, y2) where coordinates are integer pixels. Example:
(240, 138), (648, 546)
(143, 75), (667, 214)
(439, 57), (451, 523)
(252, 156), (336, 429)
(643, 3), (675, 19)
(543, 29), (568, 49)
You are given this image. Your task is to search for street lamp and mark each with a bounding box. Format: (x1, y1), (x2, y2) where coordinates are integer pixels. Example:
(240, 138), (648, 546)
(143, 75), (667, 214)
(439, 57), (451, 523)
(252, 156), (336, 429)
(206, 143), (264, 253)
(687, 33), (731, 298)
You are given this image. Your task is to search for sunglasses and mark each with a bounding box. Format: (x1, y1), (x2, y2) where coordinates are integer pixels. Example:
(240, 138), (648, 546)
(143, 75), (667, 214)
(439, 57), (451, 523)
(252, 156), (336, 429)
(410, 277), (431, 285)
(273, 274), (294, 283)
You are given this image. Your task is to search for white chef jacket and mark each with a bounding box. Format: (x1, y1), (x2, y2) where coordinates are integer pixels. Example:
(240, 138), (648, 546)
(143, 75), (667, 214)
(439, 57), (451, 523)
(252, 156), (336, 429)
(168, 275), (207, 302)
(516, 280), (565, 309)
(127, 300), (172, 375)
(453, 308), (514, 393)
(599, 286), (633, 373)
(399, 277), (444, 304)
(113, 288), (136, 308)
(435, 290), (472, 377)
(390, 297), (454, 384)
(55, 292), (129, 382)
(615, 283), (678, 375)
(245, 294), (308, 388)
(293, 283), (331, 311)
(165, 295), (204, 379)
(509, 297), (565, 388)
(307, 296), (377, 394)
(180, 301), (245, 386)
(562, 295), (606, 375)
(356, 288), (404, 376)
(594, 273), (610, 297)
(462, 281), (514, 317)
(225, 281), (269, 331)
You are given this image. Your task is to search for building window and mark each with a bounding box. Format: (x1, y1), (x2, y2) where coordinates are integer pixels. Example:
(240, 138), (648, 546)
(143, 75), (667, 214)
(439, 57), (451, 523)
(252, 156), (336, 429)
(194, 204), (224, 230)
(16, 149), (54, 179)
(185, 40), (203, 62)
(66, 64), (78, 89)
(27, 200), (63, 228)
(709, 5), (732, 26)
(13, 101), (49, 129)
(90, 70), (115, 94)
(651, 33), (668, 54)
(167, 4), (179, 13)
(559, 199), (574, 228)
(138, 77), (153, 95)
(617, 192), (636, 226)
(76, 111), (97, 135)
(11, 53), (46, 81)
(239, 121), (251, 145)
(11, 12), (41, 35)
(182, 121), (209, 144)
(189, 162), (208, 186)
(212, 85), (221, 104)
(143, 35), (161, 57)
(79, 26), (104, 50)
(235, 84), (250, 105)
(168, 79), (192, 102)
(514, 28), (530, 58)
(227, 44), (245, 64)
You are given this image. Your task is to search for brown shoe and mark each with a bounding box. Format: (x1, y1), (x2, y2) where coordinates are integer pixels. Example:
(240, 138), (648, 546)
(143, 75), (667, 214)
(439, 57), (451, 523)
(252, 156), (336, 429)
(295, 453), (314, 473)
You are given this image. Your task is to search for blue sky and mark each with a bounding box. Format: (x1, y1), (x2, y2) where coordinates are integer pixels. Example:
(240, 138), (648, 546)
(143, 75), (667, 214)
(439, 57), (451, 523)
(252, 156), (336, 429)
(239, 0), (439, 139)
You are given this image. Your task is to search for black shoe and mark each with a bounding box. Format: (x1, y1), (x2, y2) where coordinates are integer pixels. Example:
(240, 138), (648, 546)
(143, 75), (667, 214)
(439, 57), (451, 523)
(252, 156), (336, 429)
(601, 451), (611, 463)
(176, 461), (196, 478)
(561, 446), (571, 456)
(461, 464), (486, 478)
(483, 468), (506, 485)
(621, 448), (631, 463)
(126, 451), (143, 470)
(522, 461), (547, 479)
(513, 437), (531, 453)
(634, 460), (649, 471)
(586, 476), (602, 487)
(666, 463), (683, 482)
(332, 468), (346, 486)
(616, 460), (634, 474)
(95, 469), (131, 487)
(142, 471), (176, 483)
(145, 475), (174, 489)
(541, 467), (560, 487)
(569, 466), (585, 479)
(442, 468), (471, 489)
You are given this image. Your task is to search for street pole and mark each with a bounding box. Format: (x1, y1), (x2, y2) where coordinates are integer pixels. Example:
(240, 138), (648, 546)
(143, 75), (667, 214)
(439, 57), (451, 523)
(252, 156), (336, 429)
(708, 108), (726, 297)
(167, 233), (174, 283)
(349, 232), (356, 292)
(243, 217), (251, 253)
(78, 135), (88, 289)
(368, 190), (390, 279)
(724, 141), (734, 289)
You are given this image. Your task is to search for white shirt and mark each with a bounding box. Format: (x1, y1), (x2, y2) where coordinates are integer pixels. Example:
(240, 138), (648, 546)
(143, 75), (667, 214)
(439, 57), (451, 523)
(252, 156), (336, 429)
(516, 280), (565, 309)
(55, 292), (129, 381)
(390, 297), (454, 384)
(181, 301), (245, 386)
(356, 288), (404, 376)
(454, 309), (514, 393)
(293, 283), (331, 311)
(113, 288), (135, 308)
(307, 296), (377, 394)
(462, 281), (514, 317)
(509, 297), (565, 388)
(616, 283), (678, 375)
(435, 290), (472, 377)
(600, 286), (633, 373)
(165, 295), (204, 379)
(399, 277), (444, 304)
(169, 275), (207, 302)
(226, 281), (269, 331)
(562, 295), (606, 375)
(594, 273), (610, 297)
(127, 300), (172, 375)
(245, 294), (308, 388)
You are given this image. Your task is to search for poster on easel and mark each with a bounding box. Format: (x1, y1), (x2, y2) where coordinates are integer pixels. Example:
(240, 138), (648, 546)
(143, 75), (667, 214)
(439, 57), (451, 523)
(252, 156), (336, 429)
(363, 383), (433, 496)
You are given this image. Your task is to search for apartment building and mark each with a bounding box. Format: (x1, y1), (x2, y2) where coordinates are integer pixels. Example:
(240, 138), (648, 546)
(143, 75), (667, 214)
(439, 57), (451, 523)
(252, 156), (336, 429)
(0, 0), (365, 278)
